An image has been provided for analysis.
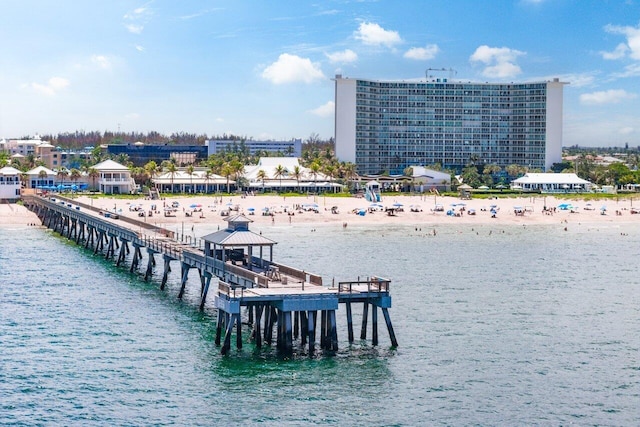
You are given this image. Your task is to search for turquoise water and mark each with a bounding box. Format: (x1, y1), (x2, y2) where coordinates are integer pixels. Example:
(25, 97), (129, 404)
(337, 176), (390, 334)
(1, 222), (639, 426)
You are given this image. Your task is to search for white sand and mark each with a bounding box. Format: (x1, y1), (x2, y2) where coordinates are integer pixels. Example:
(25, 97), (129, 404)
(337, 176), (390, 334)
(0, 203), (40, 226)
(64, 193), (639, 229)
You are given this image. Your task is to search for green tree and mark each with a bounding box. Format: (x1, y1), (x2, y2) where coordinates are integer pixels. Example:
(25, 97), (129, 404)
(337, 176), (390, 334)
(274, 164), (286, 191)
(256, 169), (267, 193)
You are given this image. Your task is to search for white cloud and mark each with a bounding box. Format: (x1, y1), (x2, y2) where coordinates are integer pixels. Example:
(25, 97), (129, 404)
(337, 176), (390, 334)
(126, 24), (144, 34)
(125, 113), (140, 119)
(354, 22), (402, 48)
(469, 45), (525, 78)
(27, 77), (70, 96)
(91, 55), (111, 69)
(619, 126), (634, 135)
(404, 44), (440, 60)
(308, 101), (334, 117)
(123, 4), (152, 34)
(604, 23), (640, 60)
(600, 42), (629, 60)
(135, 45), (145, 52)
(580, 89), (637, 105)
(325, 49), (358, 64)
(612, 63), (640, 78)
(261, 53), (326, 84)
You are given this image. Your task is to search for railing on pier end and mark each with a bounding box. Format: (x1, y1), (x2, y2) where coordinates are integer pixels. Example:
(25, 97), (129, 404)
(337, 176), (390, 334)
(338, 276), (391, 294)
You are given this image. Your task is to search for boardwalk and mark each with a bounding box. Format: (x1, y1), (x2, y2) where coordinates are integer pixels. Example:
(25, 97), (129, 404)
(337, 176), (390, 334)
(23, 194), (397, 355)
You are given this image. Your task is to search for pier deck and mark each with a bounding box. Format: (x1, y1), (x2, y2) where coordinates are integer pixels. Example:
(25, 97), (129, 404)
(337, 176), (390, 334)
(23, 194), (397, 355)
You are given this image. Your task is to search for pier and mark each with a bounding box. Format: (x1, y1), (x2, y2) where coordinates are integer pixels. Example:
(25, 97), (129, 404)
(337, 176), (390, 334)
(23, 194), (397, 355)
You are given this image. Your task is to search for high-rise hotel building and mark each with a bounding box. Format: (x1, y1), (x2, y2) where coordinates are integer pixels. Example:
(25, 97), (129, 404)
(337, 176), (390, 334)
(334, 75), (566, 175)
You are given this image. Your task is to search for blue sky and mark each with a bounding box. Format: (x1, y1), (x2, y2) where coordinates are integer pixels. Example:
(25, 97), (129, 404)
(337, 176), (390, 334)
(1, 0), (639, 147)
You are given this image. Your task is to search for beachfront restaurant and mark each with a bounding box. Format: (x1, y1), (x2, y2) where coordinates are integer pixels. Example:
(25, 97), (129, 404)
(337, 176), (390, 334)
(511, 173), (593, 193)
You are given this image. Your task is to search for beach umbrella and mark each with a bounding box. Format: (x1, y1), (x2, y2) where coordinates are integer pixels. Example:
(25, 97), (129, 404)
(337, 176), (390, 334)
(393, 202), (403, 207)
(247, 207), (255, 212)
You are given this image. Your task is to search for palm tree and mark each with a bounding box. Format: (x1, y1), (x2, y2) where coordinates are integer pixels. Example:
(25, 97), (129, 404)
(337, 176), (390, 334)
(256, 169), (268, 193)
(292, 165), (303, 193)
(38, 169), (49, 188)
(87, 167), (99, 191)
(144, 160), (159, 188)
(186, 164), (195, 193)
(165, 162), (178, 193)
(230, 160), (245, 192)
(204, 169), (213, 194)
(57, 167), (69, 189)
(221, 163), (234, 194)
(274, 164), (286, 192)
(69, 168), (81, 190)
(323, 164), (337, 193)
(309, 161), (321, 193)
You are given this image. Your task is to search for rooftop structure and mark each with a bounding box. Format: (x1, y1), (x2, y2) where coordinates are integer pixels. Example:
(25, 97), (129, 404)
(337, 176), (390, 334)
(206, 139), (302, 157)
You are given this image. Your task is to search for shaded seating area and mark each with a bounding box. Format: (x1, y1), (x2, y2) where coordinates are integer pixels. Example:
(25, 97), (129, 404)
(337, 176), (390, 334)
(201, 214), (277, 280)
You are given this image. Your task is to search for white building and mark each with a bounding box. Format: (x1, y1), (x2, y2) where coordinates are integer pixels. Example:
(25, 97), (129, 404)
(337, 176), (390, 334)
(0, 166), (23, 201)
(152, 169), (230, 193)
(25, 166), (57, 189)
(334, 75), (566, 175)
(244, 157), (342, 192)
(93, 160), (136, 194)
(511, 173), (592, 193)
(410, 166), (451, 192)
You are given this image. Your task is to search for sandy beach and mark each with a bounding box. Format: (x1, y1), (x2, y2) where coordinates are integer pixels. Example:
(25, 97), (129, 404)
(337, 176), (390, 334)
(2, 193), (639, 229)
(66, 193), (640, 229)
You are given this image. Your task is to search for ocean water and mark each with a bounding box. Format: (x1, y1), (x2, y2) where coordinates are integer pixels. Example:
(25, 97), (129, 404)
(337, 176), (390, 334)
(1, 221), (638, 426)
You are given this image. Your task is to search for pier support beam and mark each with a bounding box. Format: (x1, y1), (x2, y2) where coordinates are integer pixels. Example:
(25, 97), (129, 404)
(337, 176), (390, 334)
(144, 248), (156, 281)
(130, 243), (142, 273)
(346, 301), (354, 343)
(199, 273), (213, 310)
(382, 308), (398, 347)
(178, 262), (190, 299)
(360, 302), (369, 340)
(161, 256), (172, 290)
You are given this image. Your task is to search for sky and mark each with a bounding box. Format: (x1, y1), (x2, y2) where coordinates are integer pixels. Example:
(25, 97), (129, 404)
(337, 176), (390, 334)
(1, 0), (639, 147)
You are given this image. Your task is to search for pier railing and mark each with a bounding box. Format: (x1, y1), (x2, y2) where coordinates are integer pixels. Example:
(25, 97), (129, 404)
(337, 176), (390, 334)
(338, 276), (391, 294)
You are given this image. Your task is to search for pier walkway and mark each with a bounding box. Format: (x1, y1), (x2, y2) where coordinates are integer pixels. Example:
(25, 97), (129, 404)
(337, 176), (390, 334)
(23, 194), (397, 355)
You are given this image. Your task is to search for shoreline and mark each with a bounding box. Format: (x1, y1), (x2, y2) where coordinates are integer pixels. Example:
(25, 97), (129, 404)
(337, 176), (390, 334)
(2, 193), (639, 229)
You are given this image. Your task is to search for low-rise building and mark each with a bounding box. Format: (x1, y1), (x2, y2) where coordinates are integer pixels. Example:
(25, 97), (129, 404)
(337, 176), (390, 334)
(93, 160), (136, 194)
(511, 173), (592, 193)
(0, 166), (23, 201)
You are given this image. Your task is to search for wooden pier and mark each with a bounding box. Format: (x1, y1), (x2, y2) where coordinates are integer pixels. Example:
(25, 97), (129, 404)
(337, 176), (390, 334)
(23, 194), (397, 355)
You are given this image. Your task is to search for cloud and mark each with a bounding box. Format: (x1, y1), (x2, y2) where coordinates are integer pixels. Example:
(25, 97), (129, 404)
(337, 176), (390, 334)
(27, 77), (70, 96)
(325, 49), (358, 64)
(404, 44), (440, 60)
(91, 55), (111, 69)
(600, 42), (629, 60)
(308, 101), (334, 117)
(261, 53), (326, 84)
(354, 22), (402, 48)
(611, 63), (640, 78)
(580, 89), (637, 105)
(604, 23), (640, 60)
(135, 45), (145, 52)
(470, 45), (525, 78)
(123, 3), (153, 34)
(126, 24), (144, 34)
(619, 126), (634, 135)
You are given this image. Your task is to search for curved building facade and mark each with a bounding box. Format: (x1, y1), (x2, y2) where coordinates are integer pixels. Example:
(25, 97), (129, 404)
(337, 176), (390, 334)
(335, 75), (566, 175)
